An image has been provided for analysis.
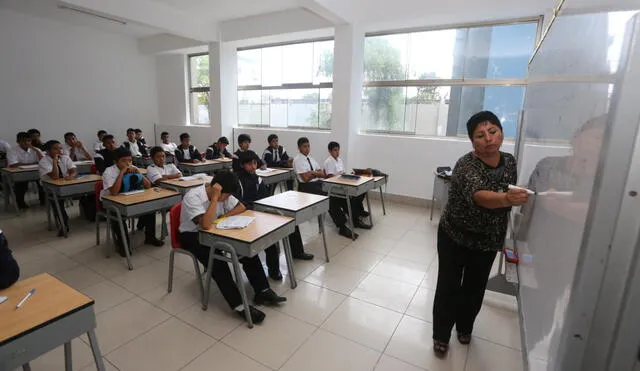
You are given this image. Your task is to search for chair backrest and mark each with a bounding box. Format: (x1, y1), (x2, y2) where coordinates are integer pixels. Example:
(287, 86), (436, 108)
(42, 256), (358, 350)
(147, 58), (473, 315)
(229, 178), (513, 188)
(169, 202), (182, 250)
(95, 181), (104, 212)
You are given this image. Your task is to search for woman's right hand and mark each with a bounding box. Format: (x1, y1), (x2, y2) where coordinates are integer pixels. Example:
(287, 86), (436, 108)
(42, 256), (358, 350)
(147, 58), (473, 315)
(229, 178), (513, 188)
(506, 188), (528, 206)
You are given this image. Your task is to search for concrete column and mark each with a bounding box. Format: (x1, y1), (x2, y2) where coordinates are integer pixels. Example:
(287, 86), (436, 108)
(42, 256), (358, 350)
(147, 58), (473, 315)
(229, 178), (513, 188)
(208, 42), (223, 138)
(209, 41), (239, 150)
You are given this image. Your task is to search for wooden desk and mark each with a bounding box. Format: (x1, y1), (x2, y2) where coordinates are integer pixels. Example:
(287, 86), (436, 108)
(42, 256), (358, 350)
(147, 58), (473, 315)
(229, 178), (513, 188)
(102, 188), (181, 270)
(73, 160), (94, 175)
(157, 176), (211, 195)
(42, 175), (102, 237)
(254, 191), (330, 262)
(258, 169), (294, 194)
(322, 175), (375, 240)
(0, 167), (40, 214)
(0, 274), (106, 371)
(216, 157), (233, 169)
(199, 210), (296, 327)
(179, 160), (227, 175)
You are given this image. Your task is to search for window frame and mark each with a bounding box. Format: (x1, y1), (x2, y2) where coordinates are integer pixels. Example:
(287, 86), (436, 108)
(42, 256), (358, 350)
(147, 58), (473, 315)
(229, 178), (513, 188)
(236, 38), (335, 130)
(361, 16), (543, 136)
(187, 52), (210, 125)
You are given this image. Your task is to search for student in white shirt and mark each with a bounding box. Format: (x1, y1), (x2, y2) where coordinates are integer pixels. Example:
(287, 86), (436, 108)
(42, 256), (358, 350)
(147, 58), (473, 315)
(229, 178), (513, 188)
(324, 141), (372, 230)
(101, 147), (164, 257)
(293, 137), (358, 239)
(179, 170), (286, 324)
(146, 146), (182, 185)
(39, 140), (77, 236)
(63, 132), (93, 161)
(8, 132), (45, 209)
(160, 131), (178, 153)
(0, 139), (11, 154)
(94, 130), (107, 154)
(122, 128), (144, 158)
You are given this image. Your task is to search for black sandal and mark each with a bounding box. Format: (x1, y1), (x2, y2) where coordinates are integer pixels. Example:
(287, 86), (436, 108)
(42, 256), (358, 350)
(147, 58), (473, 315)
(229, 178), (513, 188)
(457, 333), (471, 345)
(433, 340), (449, 358)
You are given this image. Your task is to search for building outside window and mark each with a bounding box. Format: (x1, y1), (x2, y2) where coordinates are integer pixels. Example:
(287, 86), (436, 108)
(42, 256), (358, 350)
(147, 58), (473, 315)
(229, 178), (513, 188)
(188, 53), (210, 125)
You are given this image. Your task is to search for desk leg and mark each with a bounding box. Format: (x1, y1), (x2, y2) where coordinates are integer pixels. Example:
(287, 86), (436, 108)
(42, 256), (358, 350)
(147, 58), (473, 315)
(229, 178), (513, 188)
(379, 186), (387, 216)
(111, 210), (134, 270)
(429, 177), (437, 221)
(87, 330), (106, 371)
(64, 341), (72, 371)
(52, 192), (68, 237)
(5, 176), (20, 214)
(202, 247), (214, 311)
(346, 195), (355, 241)
(318, 215), (329, 263)
(365, 192), (373, 227)
(46, 193), (53, 231)
(282, 237), (297, 289)
(22, 363), (32, 371)
(160, 210), (168, 240)
(229, 249), (253, 328)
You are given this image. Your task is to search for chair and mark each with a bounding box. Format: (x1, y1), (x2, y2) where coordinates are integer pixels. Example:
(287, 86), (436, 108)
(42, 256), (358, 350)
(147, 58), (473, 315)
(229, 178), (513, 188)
(94, 181), (110, 248)
(167, 202), (205, 301)
(90, 164), (97, 174)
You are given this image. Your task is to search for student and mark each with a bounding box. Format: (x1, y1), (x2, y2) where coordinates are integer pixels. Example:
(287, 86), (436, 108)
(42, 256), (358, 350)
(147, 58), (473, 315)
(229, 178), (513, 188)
(235, 153), (313, 279)
(174, 133), (203, 163)
(0, 139), (11, 154)
(206, 136), (232, 160)
(94, 130), (107, 153)
(39, 140), (77, 236)
(94, 135), (118, 174)
(262, 134), (293, 191)
(0, 231), (20, 290)
(324, 141), (372, 229)
(134, 129), (147, 148)
(160, 131), (178, 153)
(8, 132), (45, 209)
(293, 137), (358, 239)
(27, 129), (45, 151)
(179, 170), (286, 324)
(100, 148), (164, 257)
(146, 146), (182, 185)
(233, 134), (263, 171)
(63, 132), (93, 161)
(122, 128), (146, 158)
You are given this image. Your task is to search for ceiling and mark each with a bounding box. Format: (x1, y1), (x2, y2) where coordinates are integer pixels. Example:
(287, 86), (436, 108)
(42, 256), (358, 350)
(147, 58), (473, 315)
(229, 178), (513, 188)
(146, 0), (300, 22)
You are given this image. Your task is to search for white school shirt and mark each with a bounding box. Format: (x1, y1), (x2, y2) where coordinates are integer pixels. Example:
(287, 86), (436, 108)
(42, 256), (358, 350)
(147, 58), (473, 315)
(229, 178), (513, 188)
(179, 147), (192, 160)
(324, 156), (345, 176)
(126, 140), (142, 157)
(146, 163), (182, 184)
(161, 142), (178, 153)
(293, 153), (322, 183)
(7, 145), (41, 166)
(100, 164), (121, 200)
(94, 141), (105, 154)
(63, 143), (91, 161)
(179, 185), (240, 233)
(39, 155), (76, 180)
(0, 140), (11, 153)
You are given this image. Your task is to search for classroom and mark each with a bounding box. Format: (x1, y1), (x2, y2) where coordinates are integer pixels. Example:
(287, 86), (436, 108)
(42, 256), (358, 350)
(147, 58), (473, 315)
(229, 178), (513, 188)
(1, 0), (639, 370)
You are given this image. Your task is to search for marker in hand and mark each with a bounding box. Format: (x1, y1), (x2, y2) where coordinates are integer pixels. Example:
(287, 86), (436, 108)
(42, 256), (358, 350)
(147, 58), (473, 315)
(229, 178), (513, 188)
(507, 184), (536, 195)
(16, 288), (36, 310)
(508, 184), (573, 197)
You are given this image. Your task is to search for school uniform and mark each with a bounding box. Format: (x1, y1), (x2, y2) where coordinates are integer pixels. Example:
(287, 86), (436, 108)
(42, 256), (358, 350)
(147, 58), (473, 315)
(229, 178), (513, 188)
(63, 143), (91, 161)
(174, 145), (202, 163)
(205, 144), (232, 160)
(0, 231), (19, 290)
(161, 142), (178, 153)
(122, 140), (147, 157)
(232, 149), (263, 172)
(94, 141), (105, 154)
(7, 145), (45, 208)
(101, 164), (157, 256)
(324, 156), (369, 224)
(179, 186), (270, 310)
(263, 145), (293, 190)
(39, 154), (76, 232)
(94, 148), (116, 174)
(146, 163), (182, 184)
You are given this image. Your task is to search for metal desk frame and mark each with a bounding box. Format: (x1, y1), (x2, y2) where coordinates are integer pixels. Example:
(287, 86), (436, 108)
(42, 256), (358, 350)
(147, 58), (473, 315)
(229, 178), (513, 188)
(1, 168), (40, 214)
(321, 177), (375, 241)
(179, 161), (227, 176)
(42, 177), (100, 238)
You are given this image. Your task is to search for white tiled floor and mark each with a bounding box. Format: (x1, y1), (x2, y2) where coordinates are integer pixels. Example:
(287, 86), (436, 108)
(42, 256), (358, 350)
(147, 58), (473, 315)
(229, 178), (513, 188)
(3, 197), (523, 371)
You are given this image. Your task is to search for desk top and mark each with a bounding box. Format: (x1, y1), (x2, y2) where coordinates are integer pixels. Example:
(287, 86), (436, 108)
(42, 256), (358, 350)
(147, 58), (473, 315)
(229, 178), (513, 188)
(0, 273), (94, 346)
(73, 160), (94, 166)
(216, 158), (232, 163)
(257, 168), (292, 178)
(159, 176), (212, 189)
(255, 190), (328, 212)
(1, 166), (39, 174)
(201, 210), (294, 244)
(102, 187), (180, 206)
(323, 175), (374, 187)
(180, 160), (223, 168)
(42, 174), (102, 187)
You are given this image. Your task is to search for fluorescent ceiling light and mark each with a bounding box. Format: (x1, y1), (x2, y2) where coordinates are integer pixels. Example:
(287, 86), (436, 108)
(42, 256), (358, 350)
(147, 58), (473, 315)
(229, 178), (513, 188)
(58, 4), (127, 25)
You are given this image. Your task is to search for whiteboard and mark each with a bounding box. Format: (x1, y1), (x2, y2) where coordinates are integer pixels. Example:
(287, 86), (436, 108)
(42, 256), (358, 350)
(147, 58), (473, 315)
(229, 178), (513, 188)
(515, 11), (640, 371)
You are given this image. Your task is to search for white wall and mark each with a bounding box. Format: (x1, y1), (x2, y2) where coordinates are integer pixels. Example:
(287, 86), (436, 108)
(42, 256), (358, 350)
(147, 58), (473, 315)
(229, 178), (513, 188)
(232, 127), (331, 160)
(0, 8), (158, 148)
(156, 54), (188, 127)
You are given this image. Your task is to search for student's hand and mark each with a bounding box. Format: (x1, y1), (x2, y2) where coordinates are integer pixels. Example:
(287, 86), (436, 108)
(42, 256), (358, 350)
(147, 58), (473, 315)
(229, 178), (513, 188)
(200, 159), (206, 163)
(52, 153), (59, 161)
(128, 166), (140, 174)
(506, 188), (528, 206)
(260, 164), (267, 170)
(63, 175), (74, 181)
(211, 183), (222, 199)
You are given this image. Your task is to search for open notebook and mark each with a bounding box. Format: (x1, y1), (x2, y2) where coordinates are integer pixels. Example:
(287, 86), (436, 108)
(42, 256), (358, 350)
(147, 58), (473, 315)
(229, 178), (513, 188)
(215, 216), (255, 230)
(179, 173), (209, 181)
(17, 164), (39, 170)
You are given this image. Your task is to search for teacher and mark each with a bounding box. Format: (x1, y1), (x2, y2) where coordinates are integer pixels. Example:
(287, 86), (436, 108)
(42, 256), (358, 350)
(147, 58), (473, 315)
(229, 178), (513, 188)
(432, 111), (528, 357)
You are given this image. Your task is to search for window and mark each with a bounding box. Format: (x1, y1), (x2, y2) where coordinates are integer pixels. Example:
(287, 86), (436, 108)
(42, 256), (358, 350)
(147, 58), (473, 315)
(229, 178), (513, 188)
(362, 20), (539, 137)
(188, 53), (210, 125)
(237, 39), (334, 129)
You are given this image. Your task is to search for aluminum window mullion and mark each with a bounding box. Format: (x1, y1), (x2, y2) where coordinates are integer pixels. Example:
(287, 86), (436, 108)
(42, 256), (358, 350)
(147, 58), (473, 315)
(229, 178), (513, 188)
(363, 79), (527, 88)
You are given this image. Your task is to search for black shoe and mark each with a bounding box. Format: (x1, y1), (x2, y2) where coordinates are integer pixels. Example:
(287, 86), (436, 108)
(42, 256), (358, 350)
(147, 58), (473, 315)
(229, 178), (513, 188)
(268, 269), (283, 281)
(144, 237), (164, 247)
(18, 203), (29, 210)
(292, 252), (314, 261)
(235, 305), (266, 324)
(254, 288), (287, 306)
(57, 229), (65, 238)
(339, 226), (359, 239)
(354, 219), (372, 230)
(360, 211), (370, 218)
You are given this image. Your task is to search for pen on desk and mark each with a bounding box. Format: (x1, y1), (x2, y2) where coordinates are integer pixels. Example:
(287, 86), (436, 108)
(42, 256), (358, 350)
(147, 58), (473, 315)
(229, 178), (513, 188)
(16, 288), (36, 309)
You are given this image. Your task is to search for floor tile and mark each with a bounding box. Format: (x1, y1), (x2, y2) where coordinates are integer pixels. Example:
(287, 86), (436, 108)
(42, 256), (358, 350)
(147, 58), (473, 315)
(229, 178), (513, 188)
(78, 359), (119, 371)
(349, 235), (397, 255)
(321, 297), (402, 351)
(405, 287), (435, 323)
(351, 273), (418, 313)
(387, 242), (436, 265)
(305, 235), (347, 260)
(10, 242), (59, 264)
(473, 305), (521, 350)
(84, 252), (157, 279)
(23, 338), (96, 371)
(177, 294), (243, 340)
(80, 280), (135, 314)
(275, 281), (346, 326)
(18, 252), (79, 278)
(111, 260), (185, 295)
(371, 256), (428, 286)
(222, 308), (315, 369)
(466, 338), (524, 371)
(106, 318), (214, 371)
(94, 297), (171, 354)
(330, 247), (385, 272)
(375, 355), (426, 371)
(386, 315), (468, 371)
(280, 329), (380, 371)
(399, 229), (436, 247)
(181, 342), (270, 371)
(421, 261), (439, 290)
(139, 273), (202, 315)
(54, 266), (105, 290)
(304, 264), (368, 295)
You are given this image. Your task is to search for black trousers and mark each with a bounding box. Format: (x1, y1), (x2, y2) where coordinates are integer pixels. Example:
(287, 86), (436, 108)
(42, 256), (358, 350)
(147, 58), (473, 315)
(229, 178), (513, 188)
(298, 181), (348, 227)
(180, 232), (269, 309)
(14, 181), (45, 207)
(108, 213), (156, 251)
(432, 226), (497, 343)
(264, 226), (305, 271)
(51, 199), (69, 230)
(0, 233), (20, 290)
